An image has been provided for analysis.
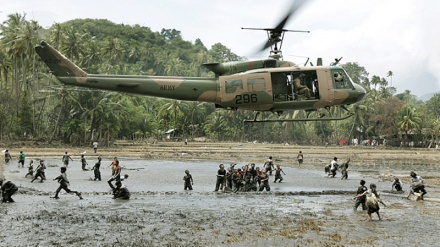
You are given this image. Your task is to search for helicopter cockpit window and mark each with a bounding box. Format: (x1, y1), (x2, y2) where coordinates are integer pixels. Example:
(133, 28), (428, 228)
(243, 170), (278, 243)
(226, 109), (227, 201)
(225, 79), (243, 94)
(332, 70), (353, 89)
(247, 78), (266, 92)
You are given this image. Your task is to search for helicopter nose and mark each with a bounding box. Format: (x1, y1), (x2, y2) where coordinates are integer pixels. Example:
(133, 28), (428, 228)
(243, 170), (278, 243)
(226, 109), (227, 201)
(355, 84), (367, 102)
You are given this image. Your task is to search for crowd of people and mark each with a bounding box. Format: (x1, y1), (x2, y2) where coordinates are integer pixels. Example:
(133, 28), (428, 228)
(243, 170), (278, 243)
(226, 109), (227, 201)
(323, 155), (428, 221)
(2, 150), (130, 202)
(1, 148), (430, 222)
(210, 157), (285, 193)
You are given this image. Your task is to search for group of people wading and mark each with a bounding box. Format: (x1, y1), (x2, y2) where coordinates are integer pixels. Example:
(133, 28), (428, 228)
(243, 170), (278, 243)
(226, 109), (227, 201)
(1, 151), (131, 203)
(212, 156), (285, 193)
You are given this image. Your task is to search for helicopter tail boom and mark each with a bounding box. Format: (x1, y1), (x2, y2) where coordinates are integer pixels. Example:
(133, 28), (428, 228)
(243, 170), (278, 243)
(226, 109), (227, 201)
(35, 41), (87, 78)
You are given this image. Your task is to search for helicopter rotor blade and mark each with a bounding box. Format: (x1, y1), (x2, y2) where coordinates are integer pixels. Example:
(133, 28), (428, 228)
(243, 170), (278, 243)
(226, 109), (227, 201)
(260, 0), (308, 52)
(274, 0), (307, 32)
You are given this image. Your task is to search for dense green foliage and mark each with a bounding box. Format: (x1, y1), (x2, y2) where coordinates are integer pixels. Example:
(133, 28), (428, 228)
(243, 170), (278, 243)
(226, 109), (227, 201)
(1, 14), (439, 147)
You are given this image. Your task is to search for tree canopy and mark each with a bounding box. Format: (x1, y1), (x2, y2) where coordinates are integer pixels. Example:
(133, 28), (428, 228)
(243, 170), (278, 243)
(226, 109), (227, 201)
(0, 14), (438, 147)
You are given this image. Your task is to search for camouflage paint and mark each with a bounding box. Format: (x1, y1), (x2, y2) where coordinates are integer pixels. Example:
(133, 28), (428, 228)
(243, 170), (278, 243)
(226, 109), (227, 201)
(35, 41), (366, 113)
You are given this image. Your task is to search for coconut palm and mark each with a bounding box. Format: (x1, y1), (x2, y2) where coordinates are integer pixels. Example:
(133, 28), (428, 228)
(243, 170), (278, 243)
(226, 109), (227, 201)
(398, 106), (422, 139)
(158, 100), (189, 137)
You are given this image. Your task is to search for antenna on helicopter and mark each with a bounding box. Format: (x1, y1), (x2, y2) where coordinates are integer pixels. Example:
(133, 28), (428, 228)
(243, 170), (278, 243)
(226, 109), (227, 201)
(242, 0), (309, 60)
(330, 57), (343, 66)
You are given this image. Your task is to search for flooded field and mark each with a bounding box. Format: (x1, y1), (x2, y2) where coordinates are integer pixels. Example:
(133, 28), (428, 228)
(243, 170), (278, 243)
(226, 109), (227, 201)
(1, 144), (440, 246)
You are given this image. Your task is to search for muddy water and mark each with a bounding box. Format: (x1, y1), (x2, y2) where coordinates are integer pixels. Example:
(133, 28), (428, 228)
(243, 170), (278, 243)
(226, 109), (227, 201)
(1, 157), (440, 246)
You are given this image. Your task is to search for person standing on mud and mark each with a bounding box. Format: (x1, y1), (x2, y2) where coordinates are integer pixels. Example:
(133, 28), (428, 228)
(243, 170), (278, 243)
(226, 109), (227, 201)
(183, 170), (193, 190)
(354, 179), (368, 211)
(25, 160), (34, 178)
(92, 141), (98, 153)
(340, 159), (350, 180)
(355, 183), (386, 221)
(18, 151), (26, 168)
(92, 156), (102, 181)
(249, 163), (257, 181)
(273, 165), (286, 183)
(108, 158), (121, 190)
(214, 164), (226, 192)
(297, 151), (304, 166)
(232, 168), (243, 192)
(226, 166), (234, 190)
(264, 156), (274, 175)
(113, 181), (130, 199)
(407, 171), (427, 200)
(4, 149), (12, 164)
(52, 167), (83, 199)
(31, 160), (46, 183)
(255, 167), (262, 187)
(62, 152), (73, 167)
(258, 171), (270, 191)
(80, 154), (88, 171)
(1, 180), (18, 203)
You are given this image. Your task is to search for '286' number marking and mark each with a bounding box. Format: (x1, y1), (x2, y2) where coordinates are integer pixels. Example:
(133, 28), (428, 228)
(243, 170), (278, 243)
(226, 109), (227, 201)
(235, 94), (258, 104)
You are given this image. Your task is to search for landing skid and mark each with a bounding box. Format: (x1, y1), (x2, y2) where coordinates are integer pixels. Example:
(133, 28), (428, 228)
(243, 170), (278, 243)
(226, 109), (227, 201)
(244, 112), (354, 123)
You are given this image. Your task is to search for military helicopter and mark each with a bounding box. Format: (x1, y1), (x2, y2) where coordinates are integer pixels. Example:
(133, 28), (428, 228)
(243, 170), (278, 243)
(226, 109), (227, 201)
(35, 1), (366, 122)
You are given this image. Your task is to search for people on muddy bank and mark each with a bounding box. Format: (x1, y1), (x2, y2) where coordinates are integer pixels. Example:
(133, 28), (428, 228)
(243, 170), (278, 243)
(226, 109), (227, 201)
(1, 180), (18, 203)
(81, 154), (88, 171)
(108, 157), (121, 190)
(232, 168), (243, 192)
(218, 162), (280, 192)
(354, 179), (368, 211)
(259, 170), (270, 191)
(183, 170), (193, 190)
(392, 177), (403, 192)
(327, 157), (339, 178)
(226, 165), (234, 190)
(113, 181), (130, 199)
(214, 164), (226, 192)
(297, 151), (304, 166)
(31, 160), (46, 183)
(25, 160), (34, 178)
(53, 166), (83, 199)
(264, 156), (274, 175)
(92, 156), (102, 181)
(273, 165), (285, 183)
(355, 183), (386, 221)
(407, 171), (427, 200)
(340, 159), (350, 180)
(92, 141), (98, 153)
(62, 152), (73, 166)
(4, 149), (12, 164)
(18, 151), (26, 168)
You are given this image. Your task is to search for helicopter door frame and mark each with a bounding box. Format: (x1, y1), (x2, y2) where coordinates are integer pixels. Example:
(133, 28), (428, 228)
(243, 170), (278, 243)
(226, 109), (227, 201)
(219, 73), (272, 110)
(318, 69), (334, 105)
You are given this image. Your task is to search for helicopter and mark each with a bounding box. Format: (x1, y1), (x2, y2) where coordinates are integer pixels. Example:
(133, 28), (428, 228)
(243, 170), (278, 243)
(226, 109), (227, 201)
(34, 1), (366, 123)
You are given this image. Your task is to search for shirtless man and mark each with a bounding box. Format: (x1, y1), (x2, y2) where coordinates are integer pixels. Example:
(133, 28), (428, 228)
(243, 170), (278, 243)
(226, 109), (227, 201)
(108, 158), (121, 190)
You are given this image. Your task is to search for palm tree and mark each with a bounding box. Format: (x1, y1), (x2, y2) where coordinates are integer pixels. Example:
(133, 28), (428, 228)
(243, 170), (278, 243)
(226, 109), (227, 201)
(203, 110), (226, 141)
(187, 102), (207, 138)
(387, 71), (394, 87)
(60, 27), (85, 62)
(49, 23), (63, 49)
(158, 100), (189, 138)
(165, 57), (184, 76)
(398, 106), (422, 140)
(82, 39), (102, 71)
(101, 37), (125, 64)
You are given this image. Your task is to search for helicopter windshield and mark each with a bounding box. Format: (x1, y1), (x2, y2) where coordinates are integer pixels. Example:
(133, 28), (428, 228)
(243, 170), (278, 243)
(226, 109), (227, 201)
(332, 69), (354, 89)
